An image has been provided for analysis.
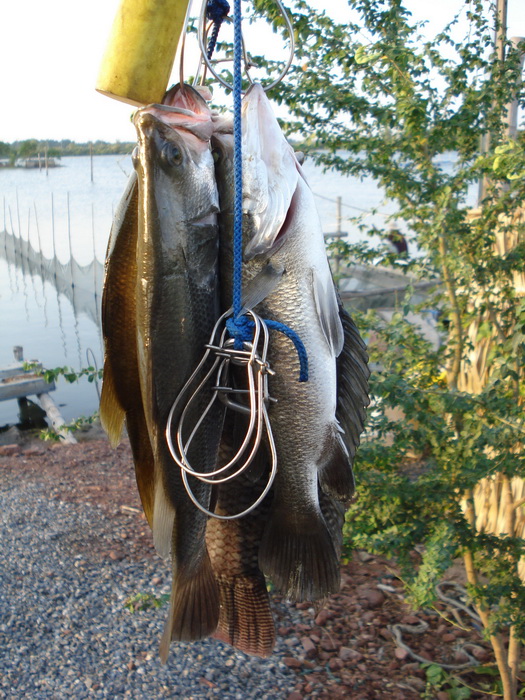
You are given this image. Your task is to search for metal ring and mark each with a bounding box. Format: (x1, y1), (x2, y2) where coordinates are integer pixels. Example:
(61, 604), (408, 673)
(197, 0), (295, 93)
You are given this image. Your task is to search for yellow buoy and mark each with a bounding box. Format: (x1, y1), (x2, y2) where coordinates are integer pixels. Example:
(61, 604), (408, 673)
(96, 0), (192, 107)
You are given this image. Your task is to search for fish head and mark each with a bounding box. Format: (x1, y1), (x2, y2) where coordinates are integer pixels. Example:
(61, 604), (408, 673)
(132, 107), (219, 251)
(241, 83), (299, 260)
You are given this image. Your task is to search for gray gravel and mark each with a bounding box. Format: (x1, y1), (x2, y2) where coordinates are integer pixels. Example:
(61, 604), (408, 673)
(0, 479), (300, 699)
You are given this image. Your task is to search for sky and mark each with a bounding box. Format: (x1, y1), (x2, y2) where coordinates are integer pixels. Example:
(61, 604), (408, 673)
(0, 0), (524, 144)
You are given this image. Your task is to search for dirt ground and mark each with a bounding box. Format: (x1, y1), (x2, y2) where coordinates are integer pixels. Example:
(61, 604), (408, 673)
(0, 426), (503, 699)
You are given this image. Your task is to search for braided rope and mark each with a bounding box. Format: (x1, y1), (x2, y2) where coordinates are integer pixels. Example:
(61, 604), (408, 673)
(205, 0), (230, 59)
(228, 0), (308, 381)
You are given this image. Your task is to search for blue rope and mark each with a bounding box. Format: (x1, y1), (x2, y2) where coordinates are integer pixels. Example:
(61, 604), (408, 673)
(206, 0), (230, 59)
(225, 317), (309, 382)
(227, 0), (309, 382)
(232, 0), (243, 325)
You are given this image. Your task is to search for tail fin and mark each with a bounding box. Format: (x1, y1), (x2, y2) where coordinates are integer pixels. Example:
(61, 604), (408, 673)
(259, 507), (340, 601)
(214, 575), (275, 657)
(159, 551), (220, 663)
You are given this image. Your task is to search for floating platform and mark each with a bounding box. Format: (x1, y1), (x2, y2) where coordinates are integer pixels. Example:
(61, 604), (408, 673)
(0, 362), (55, 402)
(0, 346), (76, 444)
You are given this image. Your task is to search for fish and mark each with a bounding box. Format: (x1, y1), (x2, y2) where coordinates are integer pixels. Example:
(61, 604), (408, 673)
(131, 84), (225, 658)
(217, 84), (369, 602)
(201, 128), (276, 656)
(205, 412), (276, 657)
(99, 171), (157, 525)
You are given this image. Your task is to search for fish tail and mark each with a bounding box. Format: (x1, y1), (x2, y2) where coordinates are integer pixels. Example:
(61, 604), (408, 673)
(259, 506), (340, 602)
(214, 575), (275, 657)
(159, 551), (220, 663)
(318, 425), (355, 501)
(99, 361), (125, 447)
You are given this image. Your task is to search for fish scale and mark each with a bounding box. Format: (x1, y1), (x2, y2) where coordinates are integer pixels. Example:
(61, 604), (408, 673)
(102, 84), (225, 661)
(213, 85), (369, 603)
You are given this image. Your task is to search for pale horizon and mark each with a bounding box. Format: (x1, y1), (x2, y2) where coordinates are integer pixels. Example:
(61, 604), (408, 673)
(1, 0), (523, 144)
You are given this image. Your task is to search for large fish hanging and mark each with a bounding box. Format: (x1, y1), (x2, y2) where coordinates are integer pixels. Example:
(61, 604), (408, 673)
(99, 0), (369, 663)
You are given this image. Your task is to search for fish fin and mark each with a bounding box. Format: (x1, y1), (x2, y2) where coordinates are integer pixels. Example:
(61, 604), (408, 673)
(319, 487), (347, 559)
(336, 304), (370, 463)
(159, 551), (220, 662)
(214, 575), (276, 657)
(152, 480), (175, 559)
(259, 507), (340, 601)
(99, 361), (125, 448)
(318, 424), (355, 501)
(242, 84), (299, 259)
(240, 263), (285, 313)
(311, 268), (344, 357)
(125, 409), (155, 528)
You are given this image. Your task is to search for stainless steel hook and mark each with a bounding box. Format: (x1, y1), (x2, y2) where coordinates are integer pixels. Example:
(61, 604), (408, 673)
(195, 0), (295, 93)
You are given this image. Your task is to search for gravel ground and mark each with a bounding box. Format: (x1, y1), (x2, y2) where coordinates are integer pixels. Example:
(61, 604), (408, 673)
(0, 478), (298, 699)
(0, 431), (500, 699)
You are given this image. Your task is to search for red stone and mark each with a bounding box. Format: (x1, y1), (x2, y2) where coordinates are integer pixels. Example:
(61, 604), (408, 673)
(300, 637), (317, 658)
(0, 444), (20, 456)
(339, 647), (363, 662)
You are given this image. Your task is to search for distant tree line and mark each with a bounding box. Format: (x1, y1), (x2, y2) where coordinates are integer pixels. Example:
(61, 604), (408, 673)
(0, 139), (135, 164)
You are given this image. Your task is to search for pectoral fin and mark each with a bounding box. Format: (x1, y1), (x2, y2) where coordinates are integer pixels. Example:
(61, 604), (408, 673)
(311, 268), (344, 357)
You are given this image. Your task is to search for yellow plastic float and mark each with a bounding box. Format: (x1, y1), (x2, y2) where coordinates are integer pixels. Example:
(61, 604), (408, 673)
(96, 0), (192, 106)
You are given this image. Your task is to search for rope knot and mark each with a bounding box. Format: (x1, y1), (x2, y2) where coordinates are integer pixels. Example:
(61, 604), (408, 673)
(206, 0), (230, 22)
(206, 0), (231, 59)
(225, 314), (254, 346)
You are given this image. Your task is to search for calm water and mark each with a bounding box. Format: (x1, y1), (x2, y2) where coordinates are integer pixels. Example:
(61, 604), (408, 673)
(0, 153), (473, 427)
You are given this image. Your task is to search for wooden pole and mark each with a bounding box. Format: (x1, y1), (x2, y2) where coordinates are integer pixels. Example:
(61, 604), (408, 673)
(506, 37), (525, 139)
(33, 202), (41, 254)
(37, 392), (77, 444)
(67, 192), (72, 262)
(478, 0), (508, 203)
(51, 193), (56, 259)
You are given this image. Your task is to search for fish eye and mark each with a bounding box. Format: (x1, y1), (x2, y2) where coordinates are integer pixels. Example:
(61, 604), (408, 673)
(161, 143), (183, 167)
(212, 149), (221, 164)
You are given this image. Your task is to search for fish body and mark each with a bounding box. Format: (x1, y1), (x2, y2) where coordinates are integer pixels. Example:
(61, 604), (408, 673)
(225, 84), (369, 602)
(100, 172), (156, 524)
(131, 85), (223, 656)
(205, 415), (275, 657)
(206, 130), (276, 656)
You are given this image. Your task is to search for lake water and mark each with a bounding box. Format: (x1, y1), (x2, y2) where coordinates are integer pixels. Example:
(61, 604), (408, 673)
(0, 152), (474, 427)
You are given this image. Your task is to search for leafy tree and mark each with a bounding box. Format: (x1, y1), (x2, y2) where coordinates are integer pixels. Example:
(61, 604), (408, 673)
(239, 1), (525, 696)
(0, 141), (12, 158)
(17, 139), (39, 158)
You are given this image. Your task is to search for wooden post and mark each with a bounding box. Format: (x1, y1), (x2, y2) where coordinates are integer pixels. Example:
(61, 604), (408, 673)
(33, 202), (41, 254)
(506, 37), (525, 139)
(51, 193), (56, 259)
(37, 392), (77, 444)
(478, 0), (508, 203)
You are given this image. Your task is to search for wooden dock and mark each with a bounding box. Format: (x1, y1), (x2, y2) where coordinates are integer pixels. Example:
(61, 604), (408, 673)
(0, 346), (77, 443)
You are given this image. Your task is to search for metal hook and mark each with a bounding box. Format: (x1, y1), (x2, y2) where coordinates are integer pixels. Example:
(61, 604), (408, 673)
(165, 309), (278, 520)
(196, 0), (295, 93)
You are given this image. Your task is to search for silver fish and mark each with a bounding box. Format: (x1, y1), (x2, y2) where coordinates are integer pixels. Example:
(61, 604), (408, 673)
(220, 84), (369, 602)
(131, 84), (224, 658)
